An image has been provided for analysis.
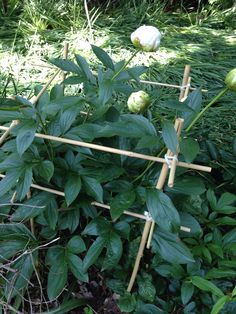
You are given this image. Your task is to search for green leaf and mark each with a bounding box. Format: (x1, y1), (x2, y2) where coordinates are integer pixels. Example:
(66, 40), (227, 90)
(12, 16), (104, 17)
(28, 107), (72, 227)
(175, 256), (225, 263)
(16, 123), (36, 156)
(215, 192), (236, 214)
(205, 268), (236, 279)
(58, 208), (80, 233)
(98, 79), (113, 105)
(75, 54), (95, 83)
(47, 261), (68, 300)
(65, 174), (81, 205)
(165, 177), (205, 195)
(16, 166), (33, 200)
(50, 84), (64, 101)
(38, 160), (54, 181)
(42, 299), (87, 314)
(102, 231), (122, 270)
(211, 296), (230, 314)
(179, 212), (202, 237)
(136, 135), (160, 150)
(162, 121), (178, 154)
(83, 236), (106, 271)
(83, 217), (111, 236)
(11, 192), (55, 222)
(0, 239), (29, 261)
(152, 229), (194, 264)
(118, 292), (136, 313)
(91, 45), (114, 70)
(59, 108), (78, 134)
(146, 189), (180, 231)
(182, 89), (202, 128)
(181, 281), (194, 304)
(160, 100), (194, 112)
(180, 138), (200, 163)
(190, 276), (224, 297)
(51, 58), (81, 74)
(0, 169), (22, 197)
(4, 254), (35, 299)
(110, 190), (136, 220)
(207, 189), (217, 210)
(67, 253), (88, 282)
(232, 286), (236, 297)
(137, 273), (156, 302)
(135, 304), (164, 314)
(0, 223), (35, 240)
(82, 176), (103, 203)
(67, 236), (86, 254)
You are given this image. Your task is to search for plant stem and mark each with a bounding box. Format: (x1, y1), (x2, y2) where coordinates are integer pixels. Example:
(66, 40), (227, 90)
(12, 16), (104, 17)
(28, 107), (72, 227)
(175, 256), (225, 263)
(111, 50), (139, 81)
(186, 87), (228, 132)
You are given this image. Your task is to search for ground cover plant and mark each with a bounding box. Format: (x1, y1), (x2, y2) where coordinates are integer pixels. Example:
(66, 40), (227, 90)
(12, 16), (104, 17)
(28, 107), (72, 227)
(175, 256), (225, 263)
(0, 1), (236, 313)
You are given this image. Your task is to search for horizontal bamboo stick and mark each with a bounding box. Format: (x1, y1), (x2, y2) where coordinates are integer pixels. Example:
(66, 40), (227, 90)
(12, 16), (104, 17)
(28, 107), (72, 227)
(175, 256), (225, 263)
(139, 79), (208, 92)
(0, 126), (211, 173)
(0, 174), (190, 232)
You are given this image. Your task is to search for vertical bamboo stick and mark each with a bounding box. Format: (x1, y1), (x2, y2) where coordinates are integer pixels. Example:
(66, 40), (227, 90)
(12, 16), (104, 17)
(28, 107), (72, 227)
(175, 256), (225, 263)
(147, 65), (191, 249)
(167, 118), (184, 187)
(127, 217), (152, 292)
(179, 65), (191, 101)
(146, 119), (181, 249)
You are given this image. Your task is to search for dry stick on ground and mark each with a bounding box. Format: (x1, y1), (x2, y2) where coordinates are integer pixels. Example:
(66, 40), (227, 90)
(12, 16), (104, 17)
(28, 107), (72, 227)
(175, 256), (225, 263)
(146, 65), (192, 250)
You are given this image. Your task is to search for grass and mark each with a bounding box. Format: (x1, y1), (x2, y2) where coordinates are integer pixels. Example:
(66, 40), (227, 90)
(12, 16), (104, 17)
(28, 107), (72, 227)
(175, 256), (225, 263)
(0, 0), (235, 149)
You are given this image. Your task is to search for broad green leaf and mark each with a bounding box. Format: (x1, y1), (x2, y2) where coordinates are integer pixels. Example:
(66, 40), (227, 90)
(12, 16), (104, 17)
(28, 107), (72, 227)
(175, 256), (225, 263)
(11, 192), (54, 222)
(205, 268), (236, 279)
(16, 123), (36, 156)
(82, 176), (103, 203)
(65, 174), (81, 205)
(43, 198), (59, 230)
(16, 166), (33, 200)
(59, 108), (78, 134)
(42, 299), (86, 314)
(135, 304), (164, 314)
(190, 276), (224, 297)
(50, 58), (81, 74)
(207, 189), (217, 210)
(127, 65), (148, 81)
(4, 254), (35, 299)
(98, 79), (113, 105)
(0, 223), (35, 240)
(182, 89), (202, 128)
(83, 236), (106, 271)
(114, 221), (130, 239)
(180, 138), (200, 163)
(179, 212), (202, 237)
(0, 169), (22, 197)
(232, 286), (236, 297)
(162, 120), (178, 154)
(67, 253), (88, 282)
(0, 239), (29, 261)
(215, 192), (236, 214)
(165, 177), (205, 195)
(47, 261), (68, 300)
(137, 273), (156, 302)
(110, 190), (136, 220)
(146, 189), (180, 231)
(136, 135), (160, 150)
(75, 54), (95, 83)
(211, 296), (230, 314)
(67, 236), (86, 254)
(152, 228), (194, 264)
(102, 232), (122, 270)
(160, 100), (194, 112)
(82, 217), (111, 236)
(91, 45), (114, 70)
(181, 281), (194, 304)
(50, 84), (64, 101)
(58, 208), (80, 233)
(118, 292), (136, 313)
(38, 160), (54, 181)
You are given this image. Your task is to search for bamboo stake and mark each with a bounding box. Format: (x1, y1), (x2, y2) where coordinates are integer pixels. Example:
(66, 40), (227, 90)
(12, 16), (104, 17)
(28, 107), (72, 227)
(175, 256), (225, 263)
(127, 217), (152, 292)
(147, 119), (182, 249)
(139, 79), (208, 92)
(147, 65), (191, 249)
(181, 76), (192, 102)
(0, 120), (19, 145)
(0, 126), (212, 173)
(179, 65), (191, 101)
(168, 118), (184, 187)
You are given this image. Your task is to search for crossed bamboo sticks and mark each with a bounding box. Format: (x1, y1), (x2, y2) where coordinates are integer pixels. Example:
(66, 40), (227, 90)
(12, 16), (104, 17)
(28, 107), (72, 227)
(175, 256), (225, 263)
(0, 47), (209, 293)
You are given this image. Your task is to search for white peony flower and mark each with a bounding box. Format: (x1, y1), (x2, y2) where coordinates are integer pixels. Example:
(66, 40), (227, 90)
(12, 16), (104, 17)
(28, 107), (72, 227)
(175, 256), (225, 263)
(131, 25), (161, 52)
(127, 91), (150, 113)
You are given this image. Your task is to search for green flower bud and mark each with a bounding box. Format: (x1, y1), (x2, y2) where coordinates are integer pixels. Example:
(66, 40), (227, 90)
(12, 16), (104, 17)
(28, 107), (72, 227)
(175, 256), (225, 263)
(127, 91), (150, 113)
(225, 68), (236, 91)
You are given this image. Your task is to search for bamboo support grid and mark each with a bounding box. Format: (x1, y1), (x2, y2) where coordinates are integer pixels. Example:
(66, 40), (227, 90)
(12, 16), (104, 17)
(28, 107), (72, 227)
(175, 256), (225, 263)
(0, 55), (211, 292)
